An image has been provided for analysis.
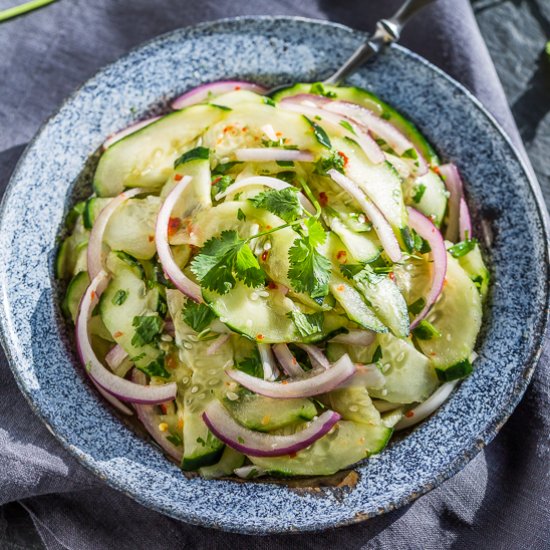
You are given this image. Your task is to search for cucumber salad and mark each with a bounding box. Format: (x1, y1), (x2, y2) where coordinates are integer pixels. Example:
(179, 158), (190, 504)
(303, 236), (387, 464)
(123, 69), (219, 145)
(57, 81), (489, 478)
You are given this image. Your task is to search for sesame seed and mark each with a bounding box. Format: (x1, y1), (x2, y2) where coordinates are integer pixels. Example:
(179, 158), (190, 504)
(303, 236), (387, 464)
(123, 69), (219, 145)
(160, 334), (173, 342)
(226, 391), (239, 401)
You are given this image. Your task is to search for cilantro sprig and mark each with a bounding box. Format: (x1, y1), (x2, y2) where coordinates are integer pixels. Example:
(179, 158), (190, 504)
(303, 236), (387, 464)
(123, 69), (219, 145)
(248, 187), (303, 223)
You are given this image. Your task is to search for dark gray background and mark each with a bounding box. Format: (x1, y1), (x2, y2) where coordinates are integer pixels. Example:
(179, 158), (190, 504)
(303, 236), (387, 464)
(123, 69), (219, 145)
(0, 0), (548, 548)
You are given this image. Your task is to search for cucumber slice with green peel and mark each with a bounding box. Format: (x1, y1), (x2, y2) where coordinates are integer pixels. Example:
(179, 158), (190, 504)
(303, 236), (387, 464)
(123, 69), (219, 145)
(83, 197), (111, 229)
(416, 253), (482, 373)
(323, 386), (383, 425)
(403, 169), (448, 228)
(55, 218), (89, 279)
(456, 243), (490, 300)
(381, 407), (404, 428)
(272, 83), (440, 165)
(99, 263), (165, 376)
(199, 447), (245, 479)
(72, 241), (88, 276)
(201, 102), (322, 162)
(62, 271), (90, 322)
(181, 415), (224, 471)
(325, 215), (380, 263)
(223, 391), (317, 431)
(64, 200), (86, 231)
(250, 420), (392, 476)
(368, 334), (439, 404)
(393, 255), (433, 313)
(207, 89), (266, 108)
(330, 277), (387, 333)
(354, 272), (410, 338)
(334, 136), (408, 233)
(103, 196), (161, 260)
(93, 104), (229, 197)
(160, 152), (212, 217)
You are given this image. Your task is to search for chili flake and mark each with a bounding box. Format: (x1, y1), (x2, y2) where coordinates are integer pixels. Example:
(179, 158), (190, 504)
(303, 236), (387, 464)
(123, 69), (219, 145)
(319, 192), (328, 206)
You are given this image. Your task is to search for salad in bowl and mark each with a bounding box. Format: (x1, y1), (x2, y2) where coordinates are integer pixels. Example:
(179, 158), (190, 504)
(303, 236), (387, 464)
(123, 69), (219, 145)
(56, 81), (488, 479)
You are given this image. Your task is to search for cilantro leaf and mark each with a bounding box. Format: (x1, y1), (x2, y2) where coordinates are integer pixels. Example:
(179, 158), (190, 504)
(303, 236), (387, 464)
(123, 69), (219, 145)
(288, 228), (331, 299)
(313, 150), (344, 175)
(138, 353), (170, 379)
(237, 208), (246, 221)
(236, 349), (263, 378)
(263, 97), (276, 107)
(339, 263), (366, 279)
(287, 310), (324, 338)
(182, 301), (216, 333)
(190, 230), (265, 294)
(304, 116), (331, 149)
(306, 217), (327, 247)
(112, 289), (128, 306)
(131, 315), (163, 347)
(174, 146), (210, 167)
(339, 120), (355, 134)
(276, 160), (294, 167)
(309, 82), (337, 98)
(412, 183), (426, 203)
(248, 187), (302, 223)
(211, 174), (234, 198)
(448, 239), (477, 258)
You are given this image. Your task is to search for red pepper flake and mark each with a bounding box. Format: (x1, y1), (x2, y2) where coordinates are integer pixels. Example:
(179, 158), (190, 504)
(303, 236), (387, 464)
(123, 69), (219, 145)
(168, 217), (182, 237)
(165, 355), (177, 370)
(265, 225), (272, 230)
(288, 452), (297, 458)
(261, 250), (269, 262)
(275, 132), (282, 137)
(256, 334), (264, 341)
(337, 151), (349, 166)
(174, 173), (183, 181)
(242, 126), (248, 132)
(148, 235), (154, 242)
(432, 165), (441, 175)
(319, 192), (328, 206)
(90, 290), (96, 300)
(223, 125), (233, 134)
(235, 85), (241, 90)
(159, 403), (168, 415)
(389, 272), (395, 281)
(405, 410), (415, 418)
(281, 380), (288, 385)
(336, 250), (347, 263)
(177, 418), (184, 429)
(267, 281), (277, 289)
(336, 284), (345, 292)
(114, 331), (123, 338)
(211, 176), (222, 187)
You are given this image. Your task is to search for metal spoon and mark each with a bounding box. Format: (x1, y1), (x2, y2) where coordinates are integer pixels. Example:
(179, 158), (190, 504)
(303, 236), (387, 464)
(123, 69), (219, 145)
(268, 0), (437, 95)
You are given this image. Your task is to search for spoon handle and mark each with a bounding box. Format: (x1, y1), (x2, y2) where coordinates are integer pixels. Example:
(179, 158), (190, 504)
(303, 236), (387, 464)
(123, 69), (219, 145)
(323, 0), (437, 85)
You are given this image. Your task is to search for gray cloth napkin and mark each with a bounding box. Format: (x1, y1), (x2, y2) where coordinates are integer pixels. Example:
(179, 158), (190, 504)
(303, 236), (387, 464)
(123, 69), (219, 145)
(0, 0), (548, 548)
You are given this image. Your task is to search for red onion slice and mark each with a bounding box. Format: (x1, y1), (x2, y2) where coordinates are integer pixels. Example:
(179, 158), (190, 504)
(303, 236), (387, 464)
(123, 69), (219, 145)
(395, 380), (459, 431)
(155, 176), (203, 302)
(105, 344), (128, 370)
(338, 363), (386, 390)
(279, 100), (384, 165)
(328, 169), (402, 262)
(459, 197), (472, 241)
(324, 101), (428, 176)
(206, 334), (231, 356)
(103, 116), (161, 150)
(87, 188), (141, 280)
(215, 175), (315, 213)
(226, 353), (356, 398)
(75, 271), (178, 404)
(234, 148), (314, 163)
(258, 343), (279, 381)
(294, 344), (330, 370)
(439, 163), (463, 242)
(272, 343), (303, 377)
(132, 369), (183, 461)
(407, 207), (448, 329)
(203, 400), (340, 457)
(171, 81), (267, 110)
(330, 329), (376, 346)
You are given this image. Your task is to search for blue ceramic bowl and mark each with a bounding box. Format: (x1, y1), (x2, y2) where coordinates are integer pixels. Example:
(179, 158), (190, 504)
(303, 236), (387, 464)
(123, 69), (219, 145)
(0, 17), (548, 534)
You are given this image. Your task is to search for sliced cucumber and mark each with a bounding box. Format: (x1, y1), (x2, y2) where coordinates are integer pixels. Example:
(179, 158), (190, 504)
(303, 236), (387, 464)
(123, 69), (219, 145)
(403, 169), (448, 227)
(416, 253), (482, 374)
(103, 195), (161, 260)
(202, 102), (321, 162)
(208, 89), (266, 108)
(335, 136), (407, 233)
(354, 272), (409, 338)
(223, 391), (317, 431)
(83, 197), (111, 229)
(55, 218), (89, 280)
(250, 420), (392, 476)
(199, 447), (245, 479)
(325, 215), (380, 263)
(94, 104), (228, 197)
(330, 277), (387, 333)
(457, 243), (490, 300)
(62, 271), (90, 322)
(181, 413), (224, 471)
(99, 260), (164, 374)
(160, 151), (212, 218)
(324, 386), (382, 425)
(272, 83), (440, 165)
(368, 333), (439, 404)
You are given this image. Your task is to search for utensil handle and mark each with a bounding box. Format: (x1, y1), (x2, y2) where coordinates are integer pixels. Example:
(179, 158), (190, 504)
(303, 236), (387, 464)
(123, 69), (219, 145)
(324, 0), (437, 85)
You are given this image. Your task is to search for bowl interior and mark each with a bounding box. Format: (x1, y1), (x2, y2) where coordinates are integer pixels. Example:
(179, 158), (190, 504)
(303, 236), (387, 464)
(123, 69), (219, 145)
(0, 17), (548, 534)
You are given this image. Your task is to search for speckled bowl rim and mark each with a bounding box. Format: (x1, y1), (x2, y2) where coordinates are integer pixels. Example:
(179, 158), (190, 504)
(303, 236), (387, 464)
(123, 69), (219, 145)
(0, 16), (548, 534)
